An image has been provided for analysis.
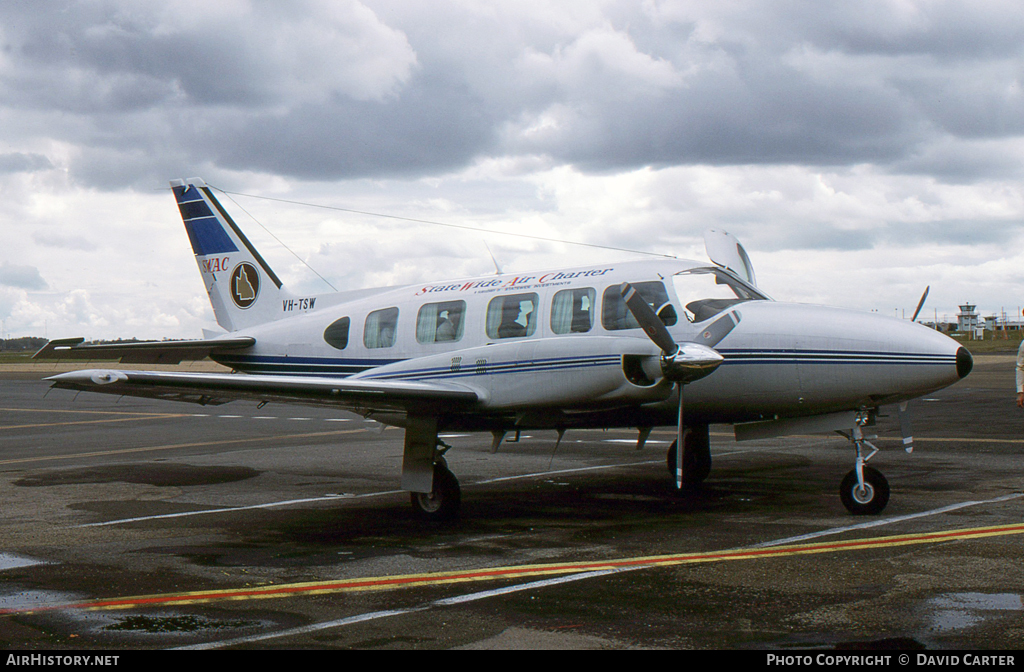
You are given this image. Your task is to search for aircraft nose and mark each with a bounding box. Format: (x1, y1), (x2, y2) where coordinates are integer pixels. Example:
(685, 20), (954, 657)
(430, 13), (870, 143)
(956, 346), (973, 379)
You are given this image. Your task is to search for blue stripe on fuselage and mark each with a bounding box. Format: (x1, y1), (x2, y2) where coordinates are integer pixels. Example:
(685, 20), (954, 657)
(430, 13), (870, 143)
(213, 349), (956, 380)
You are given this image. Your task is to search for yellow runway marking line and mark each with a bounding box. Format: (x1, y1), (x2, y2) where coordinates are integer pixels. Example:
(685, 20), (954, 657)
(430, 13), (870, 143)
(704, 430), (1024, 445)
(0, 415), (189, 431)
(5, 522), (1023, 615)
(0, 407), (187, 416)
(0, 406), (193, 430)
(0, 428), (368, 466)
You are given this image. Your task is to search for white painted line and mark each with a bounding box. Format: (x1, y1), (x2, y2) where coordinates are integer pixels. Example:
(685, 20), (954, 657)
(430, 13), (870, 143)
(474, 460), (660, 485)
(604, 439), (670, 445)
(177, 487), (1024, 648)
(176, 569), (625, 650)
(74, 490), (405, 528)
(432, 569), (624, 606)
(177, 607), (430, 649)
(75, 460), (663, 528)
(754, 492), (1024, 548)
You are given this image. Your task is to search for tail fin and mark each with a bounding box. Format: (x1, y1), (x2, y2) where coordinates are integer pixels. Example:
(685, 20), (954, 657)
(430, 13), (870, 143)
(171, 177), (287, 332)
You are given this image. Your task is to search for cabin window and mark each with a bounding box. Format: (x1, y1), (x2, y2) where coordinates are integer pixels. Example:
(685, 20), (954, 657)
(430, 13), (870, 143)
(601, 281), (678, 331)
(551, 288), (595, 334)
(486, 293), (539, 339)
(417, 300), (466, 344)
(672, 267), (768, 323)
(364, 307), (399, 349)
(323, 316), (350, 350)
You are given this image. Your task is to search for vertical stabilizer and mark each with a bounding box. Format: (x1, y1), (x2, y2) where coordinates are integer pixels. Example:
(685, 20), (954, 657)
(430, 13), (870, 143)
(171, 177), (288, 332)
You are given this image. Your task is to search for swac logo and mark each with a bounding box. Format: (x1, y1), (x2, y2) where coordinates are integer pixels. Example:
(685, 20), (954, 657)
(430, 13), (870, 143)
(231, 262), (260, 309)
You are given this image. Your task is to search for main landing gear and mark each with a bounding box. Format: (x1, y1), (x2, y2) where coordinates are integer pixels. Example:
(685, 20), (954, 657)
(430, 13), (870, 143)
(402, 418), (462, 522)
(838, 414), (890, 515)
(410, 456), (462, 521)
(665, 424), (712, 488)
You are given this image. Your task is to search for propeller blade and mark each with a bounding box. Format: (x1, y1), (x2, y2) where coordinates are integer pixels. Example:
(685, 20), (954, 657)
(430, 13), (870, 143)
(620, 282), (677, 355)
(911, 286), (930, 322)
(696, 310), (741, 348)
(621, 281), (730, 384)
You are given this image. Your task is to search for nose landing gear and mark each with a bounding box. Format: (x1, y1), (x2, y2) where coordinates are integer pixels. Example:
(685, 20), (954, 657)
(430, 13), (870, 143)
(840, 465), (889, 515)
(838, 413), (890, 515)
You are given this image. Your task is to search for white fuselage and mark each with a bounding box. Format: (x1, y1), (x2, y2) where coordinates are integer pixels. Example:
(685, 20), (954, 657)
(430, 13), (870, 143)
(211, 258), (968, 431)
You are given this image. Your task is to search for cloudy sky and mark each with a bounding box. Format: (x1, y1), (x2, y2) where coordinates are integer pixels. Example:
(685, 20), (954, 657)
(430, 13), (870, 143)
(2, 0), (1023, 340)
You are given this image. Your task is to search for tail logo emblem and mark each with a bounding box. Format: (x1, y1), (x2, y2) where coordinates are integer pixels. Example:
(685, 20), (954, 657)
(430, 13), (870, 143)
(231, 262), (260, 309)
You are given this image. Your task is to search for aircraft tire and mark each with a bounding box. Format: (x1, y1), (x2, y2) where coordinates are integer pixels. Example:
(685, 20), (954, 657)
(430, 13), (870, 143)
(666, 427), (712, 486)
(410, 462), (461, 521)
(839, 466), (889, 515)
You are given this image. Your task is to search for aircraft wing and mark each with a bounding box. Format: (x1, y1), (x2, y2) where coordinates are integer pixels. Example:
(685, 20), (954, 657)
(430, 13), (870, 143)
(32, 336), (256, 365)
(44, 369), (480, 413)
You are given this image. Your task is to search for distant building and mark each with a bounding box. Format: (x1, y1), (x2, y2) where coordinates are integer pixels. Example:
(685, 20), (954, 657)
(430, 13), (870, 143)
(957, 303), (979, 332)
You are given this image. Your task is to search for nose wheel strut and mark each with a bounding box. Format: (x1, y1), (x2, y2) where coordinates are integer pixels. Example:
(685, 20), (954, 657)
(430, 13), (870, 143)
(838, 415), (890, 515)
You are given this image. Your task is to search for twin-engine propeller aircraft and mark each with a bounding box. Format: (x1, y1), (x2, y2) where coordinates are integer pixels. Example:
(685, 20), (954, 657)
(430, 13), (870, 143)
(37, 178), (973, 520)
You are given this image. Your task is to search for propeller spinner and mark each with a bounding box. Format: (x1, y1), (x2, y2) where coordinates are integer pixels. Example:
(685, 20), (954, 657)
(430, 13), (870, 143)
(619, 282), (739, 489)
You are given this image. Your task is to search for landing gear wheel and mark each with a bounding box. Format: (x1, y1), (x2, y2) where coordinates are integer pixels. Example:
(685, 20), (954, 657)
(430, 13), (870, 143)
(410, 461), (461, 521)
(840, 466), (889, 515)
(666, 426), (712, 486)
(667, 440), (708, 487)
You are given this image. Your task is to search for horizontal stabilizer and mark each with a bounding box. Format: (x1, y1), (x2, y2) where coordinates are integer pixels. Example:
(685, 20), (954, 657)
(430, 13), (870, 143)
(33, 337), (256, 365)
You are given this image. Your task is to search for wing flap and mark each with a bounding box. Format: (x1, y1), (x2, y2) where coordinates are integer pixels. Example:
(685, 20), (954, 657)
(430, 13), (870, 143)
(33, 337), (256, 365)
(45, 369), (479, 414)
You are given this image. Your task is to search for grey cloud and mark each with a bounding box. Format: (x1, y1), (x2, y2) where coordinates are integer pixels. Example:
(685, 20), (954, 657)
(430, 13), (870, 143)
(4, 2), (1024, 188)
(740, 219), (1021, 253)
(782, 2), (1024, 60)
(888, 139), (1024, 183)
(877, 219), (1024, 247)
(1, 1), (416, 113)
(0, 152), (53, 173)
(0, 261), (47, 290)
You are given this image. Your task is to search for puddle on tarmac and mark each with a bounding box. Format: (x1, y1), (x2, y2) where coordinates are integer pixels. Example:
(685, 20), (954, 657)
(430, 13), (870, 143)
(101, 614), (260, 633)
(927, 592), (1023, 632)
(0, 553), (47, 571)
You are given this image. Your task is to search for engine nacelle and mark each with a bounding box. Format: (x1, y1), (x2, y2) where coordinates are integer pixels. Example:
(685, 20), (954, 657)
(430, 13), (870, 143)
(354, 336), (674, 411)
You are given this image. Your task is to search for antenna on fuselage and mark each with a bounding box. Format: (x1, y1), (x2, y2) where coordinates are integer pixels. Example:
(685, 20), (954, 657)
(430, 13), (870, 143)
(483, 241), (504, 275)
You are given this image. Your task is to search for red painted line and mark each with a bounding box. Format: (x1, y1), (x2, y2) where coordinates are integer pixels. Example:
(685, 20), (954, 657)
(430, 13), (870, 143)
(4, 522), (1023, 616)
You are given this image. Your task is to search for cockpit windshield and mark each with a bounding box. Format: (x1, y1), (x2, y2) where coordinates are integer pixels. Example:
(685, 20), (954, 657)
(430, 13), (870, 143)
(672, 267), (769, 323)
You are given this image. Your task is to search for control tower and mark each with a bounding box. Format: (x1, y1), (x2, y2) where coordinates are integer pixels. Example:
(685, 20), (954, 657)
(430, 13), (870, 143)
(957, 303), (979, 332)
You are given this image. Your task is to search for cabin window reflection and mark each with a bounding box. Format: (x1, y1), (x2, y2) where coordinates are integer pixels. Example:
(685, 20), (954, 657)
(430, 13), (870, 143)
(486, 293), (539, 339)
(417, 300), (466, 344)
(323, 317), (350, 350)
(364, 307), (399, 349)
(551, 288), (595, 334)
(672, 268), (768, 323)
(601, 281), (677, 331)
